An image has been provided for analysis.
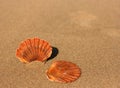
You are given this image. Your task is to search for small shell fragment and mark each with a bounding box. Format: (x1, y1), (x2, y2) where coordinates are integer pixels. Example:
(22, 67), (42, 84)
(46, 60), (81, 83)
(16, 37), (52, 63)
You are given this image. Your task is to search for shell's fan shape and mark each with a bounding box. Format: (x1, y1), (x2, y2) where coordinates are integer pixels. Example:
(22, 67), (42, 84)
(46, 60), (81, 83)
(16, 38), (52, 63)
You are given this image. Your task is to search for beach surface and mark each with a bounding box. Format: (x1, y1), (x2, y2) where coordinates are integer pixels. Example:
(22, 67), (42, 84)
(0, 0), (120, 88)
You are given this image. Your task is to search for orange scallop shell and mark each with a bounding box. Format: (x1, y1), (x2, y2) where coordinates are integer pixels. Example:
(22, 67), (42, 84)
(16, 38), (52, 63)
(46, 60), (81, 83)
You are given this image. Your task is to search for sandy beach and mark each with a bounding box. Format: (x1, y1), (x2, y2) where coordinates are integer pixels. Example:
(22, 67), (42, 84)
(0, 0), (120, 88)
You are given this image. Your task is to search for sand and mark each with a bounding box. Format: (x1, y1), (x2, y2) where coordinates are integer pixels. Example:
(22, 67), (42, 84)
(0, 0), (120, 88)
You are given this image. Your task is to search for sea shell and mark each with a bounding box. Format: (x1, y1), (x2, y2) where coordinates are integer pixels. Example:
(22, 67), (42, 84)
(16, 37), (52, 63)
(46, 60), (81, 83)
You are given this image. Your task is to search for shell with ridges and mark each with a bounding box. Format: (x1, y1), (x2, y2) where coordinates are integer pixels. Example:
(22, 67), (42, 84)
(46, 60), (81, 83)
(16, 37), (52, 63)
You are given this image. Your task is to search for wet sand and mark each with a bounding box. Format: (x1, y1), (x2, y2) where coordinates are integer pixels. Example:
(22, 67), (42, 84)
(0, 0), (120, 88)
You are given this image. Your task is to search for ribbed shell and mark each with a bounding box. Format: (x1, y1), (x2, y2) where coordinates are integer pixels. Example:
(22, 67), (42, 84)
(16, 38), (52, 63)
(46, 60), (81, 83)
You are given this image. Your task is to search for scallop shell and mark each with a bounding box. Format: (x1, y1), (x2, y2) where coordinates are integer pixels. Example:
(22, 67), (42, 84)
(16, 38), (52, 63)
(46, 60), (81, 83)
